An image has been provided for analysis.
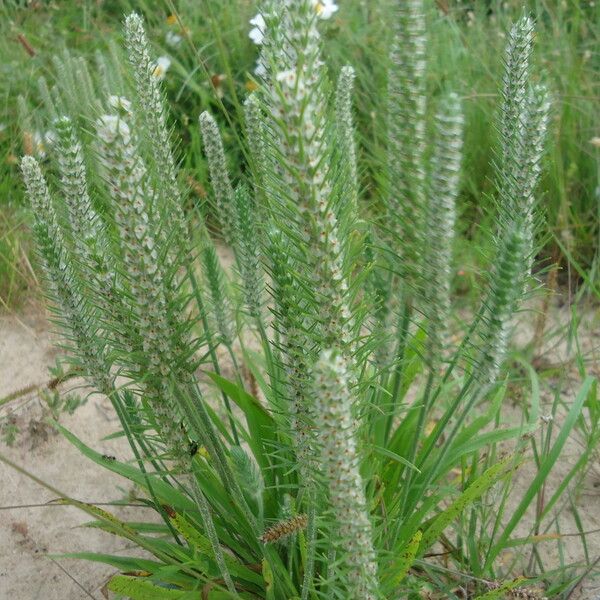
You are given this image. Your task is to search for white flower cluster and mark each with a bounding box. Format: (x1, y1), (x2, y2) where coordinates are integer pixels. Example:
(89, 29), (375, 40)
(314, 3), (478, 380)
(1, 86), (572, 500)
(108, 95), (133, 114)
(165, 30), (182, 48)
(313, 350), (378, 599)
(21, 156), (113, 395)
(199, 111), (236, 247)
(424, 94), (463, 364)
(249, 0), (338, 45)
(95, 112), (167, 361)
(95, 109), (193, 458)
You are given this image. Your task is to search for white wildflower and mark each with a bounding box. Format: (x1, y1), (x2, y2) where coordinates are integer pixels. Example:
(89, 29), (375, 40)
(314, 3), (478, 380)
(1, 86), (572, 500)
(249, 13), (266, 45)
(165, 31), (183, 48)
(152, 55), (172, 80)
(313, 0), (339, 19)
(249, 2), (337, 47)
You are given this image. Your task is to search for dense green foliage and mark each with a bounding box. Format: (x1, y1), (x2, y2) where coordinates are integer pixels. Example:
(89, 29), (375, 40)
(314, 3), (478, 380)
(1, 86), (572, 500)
(5, 0), (599, 600)
(0, 0), (598, 307)
(2, 1), (600, 599)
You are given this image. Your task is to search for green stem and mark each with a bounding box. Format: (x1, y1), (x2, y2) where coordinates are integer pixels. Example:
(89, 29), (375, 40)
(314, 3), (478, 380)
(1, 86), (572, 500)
(187, 264), (240, 445)
(384, 301), (412, 443)
(399, 371), (434, 516)
(301, 498), (318, 600)
(189, 473), (236, 594)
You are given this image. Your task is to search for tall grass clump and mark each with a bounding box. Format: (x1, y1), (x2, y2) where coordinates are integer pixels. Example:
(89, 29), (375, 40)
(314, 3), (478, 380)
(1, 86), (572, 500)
(8, 2), (599, 598)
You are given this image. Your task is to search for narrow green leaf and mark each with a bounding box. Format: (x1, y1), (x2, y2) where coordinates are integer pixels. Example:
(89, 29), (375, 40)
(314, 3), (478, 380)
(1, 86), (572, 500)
(385, 530), (422, 588)
(484, 376), (594, 568)
(262, 558), (276, 600)
(419, 453), (520, 555)
(169, 511), (263, 587)
(108, 575), (187, 599)
(206, 372), (276, 478)
(371, 445), (420, 472)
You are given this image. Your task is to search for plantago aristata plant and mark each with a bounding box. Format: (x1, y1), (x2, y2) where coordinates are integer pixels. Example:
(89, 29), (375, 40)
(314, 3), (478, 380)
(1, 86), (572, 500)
(386, 0), (427, 291)
(16, 4), (597, 599)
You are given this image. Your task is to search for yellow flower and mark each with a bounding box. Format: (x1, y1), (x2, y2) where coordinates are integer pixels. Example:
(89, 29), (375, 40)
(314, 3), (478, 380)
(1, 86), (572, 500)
(166, 14), (177, 26)
(245, 80), (259, 93)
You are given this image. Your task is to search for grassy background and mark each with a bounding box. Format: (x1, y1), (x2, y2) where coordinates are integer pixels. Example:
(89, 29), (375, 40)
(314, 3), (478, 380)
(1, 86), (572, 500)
(1, 0), (598, 308)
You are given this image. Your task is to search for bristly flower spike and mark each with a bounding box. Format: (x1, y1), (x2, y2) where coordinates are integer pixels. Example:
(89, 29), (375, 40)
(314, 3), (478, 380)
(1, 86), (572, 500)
(268, 230), (313, 475)
(53, 117), (97, 249)
(495, 16), (550, 272)
(260, 514), (308, 544)
(498, 15), (534, 193)
(424, 93), (464, 368)
(257, 0), (355, 354)
(200, 228), (234, 348)
(475, 226), (528, 386)
(52, 115), (124, 345)
(244, 94), (268, 195)
(199, 111), (236, 248)
(335, 65), (359, 216)
(95, 110), (190, 453)
(386, 0), (428, 291)
(232, 184), (265, 322)
(124, 12), (188, 249)
(313, 350), (379, 600)
(521, 83), (551, 273)
(20, 156), (113, 395)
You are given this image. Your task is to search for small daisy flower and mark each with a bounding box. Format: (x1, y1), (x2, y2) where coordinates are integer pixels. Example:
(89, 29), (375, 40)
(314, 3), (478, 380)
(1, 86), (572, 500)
(249, 13), (266, 45)
(313, 0), (339, 19)
(165, 30), (183, 48)
(166, 14), (177, 25)
(152, 55), (172, 80)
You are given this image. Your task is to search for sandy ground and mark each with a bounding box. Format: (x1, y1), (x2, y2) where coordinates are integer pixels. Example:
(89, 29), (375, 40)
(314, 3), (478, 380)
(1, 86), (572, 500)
(0, 309), (141, 600)
(1, 300), (600, 599)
